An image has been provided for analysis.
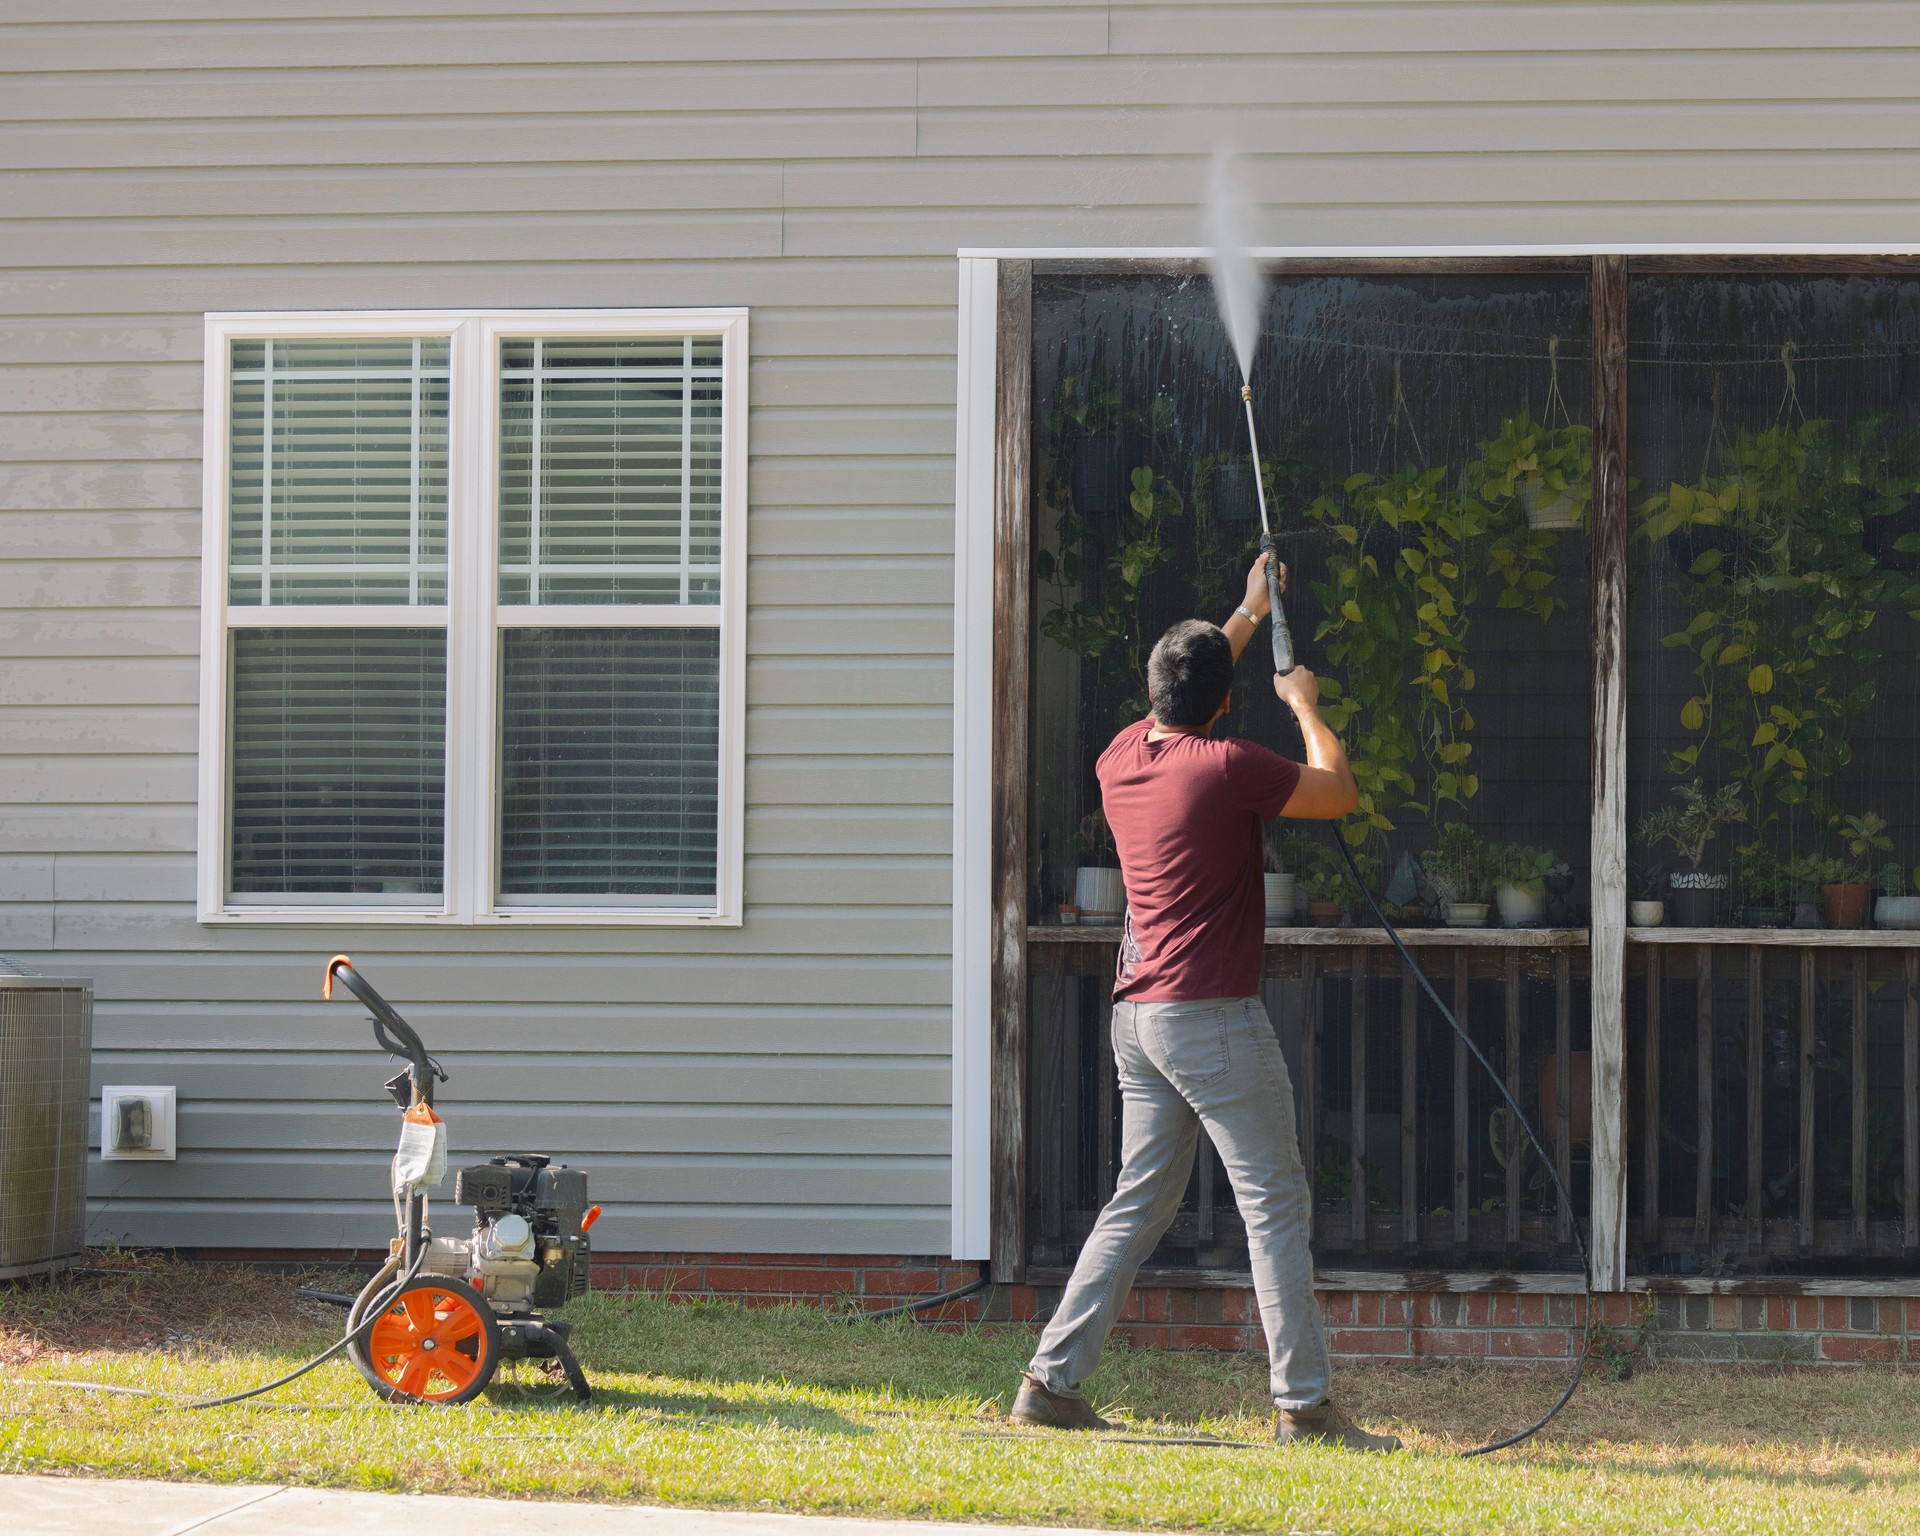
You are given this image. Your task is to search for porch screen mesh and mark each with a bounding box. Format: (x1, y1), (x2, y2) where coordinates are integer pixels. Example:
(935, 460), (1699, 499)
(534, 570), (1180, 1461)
(229, 628), (446, 899)
(498, 627), (720, 900)
(227, 338), (449, 606)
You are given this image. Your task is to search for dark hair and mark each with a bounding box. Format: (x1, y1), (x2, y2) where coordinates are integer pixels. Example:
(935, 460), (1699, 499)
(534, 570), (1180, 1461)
(1147, 619), (1233, 727)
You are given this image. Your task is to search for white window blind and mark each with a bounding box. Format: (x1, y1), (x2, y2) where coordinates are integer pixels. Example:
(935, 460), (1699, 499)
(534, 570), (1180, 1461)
(229, 629), (447, 902)
(498, 337), (722, 605)
(498, 629), (720, 901)
(228, 338), (449, 606)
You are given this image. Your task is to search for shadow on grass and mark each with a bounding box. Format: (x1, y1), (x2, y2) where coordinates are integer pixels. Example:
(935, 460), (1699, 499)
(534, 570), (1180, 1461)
(484, 1378), (874, 1438)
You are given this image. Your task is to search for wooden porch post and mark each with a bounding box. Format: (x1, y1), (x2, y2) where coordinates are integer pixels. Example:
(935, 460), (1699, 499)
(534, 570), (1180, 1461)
(1589, 254), (1630, 1290)
(988, 259), (1034, 1282)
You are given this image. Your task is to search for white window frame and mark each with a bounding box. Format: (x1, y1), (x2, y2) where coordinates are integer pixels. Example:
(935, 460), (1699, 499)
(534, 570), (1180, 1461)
(197, 308), (749, 927)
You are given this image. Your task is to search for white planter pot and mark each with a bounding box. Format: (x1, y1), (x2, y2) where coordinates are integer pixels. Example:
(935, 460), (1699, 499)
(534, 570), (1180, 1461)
(1444, 902), (1490, 929)
(1495, 884), (1545, 927)
(1263, 873), (1297, 927)
(1876, 895), (1920, 930)
(1519, 476), (1581, 530)
(1629, 900), (1665, 927)
(1074, 866), (1125, 924)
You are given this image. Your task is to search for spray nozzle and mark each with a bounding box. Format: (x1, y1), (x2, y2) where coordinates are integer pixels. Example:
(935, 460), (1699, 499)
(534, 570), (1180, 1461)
(1241, 383), (1252, 402)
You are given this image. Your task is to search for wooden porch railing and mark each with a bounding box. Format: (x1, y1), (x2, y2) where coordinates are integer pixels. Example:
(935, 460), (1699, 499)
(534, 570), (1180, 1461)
(1628, 933), (1920, 1271)
(1025, 927), (1592, 1277)
(1023, 925), (1920, 1282)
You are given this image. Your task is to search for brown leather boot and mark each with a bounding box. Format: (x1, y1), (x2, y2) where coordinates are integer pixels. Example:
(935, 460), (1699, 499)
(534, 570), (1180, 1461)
(1009, 1372), (1112, 1430)
(1276, 1399), (1401, 1452)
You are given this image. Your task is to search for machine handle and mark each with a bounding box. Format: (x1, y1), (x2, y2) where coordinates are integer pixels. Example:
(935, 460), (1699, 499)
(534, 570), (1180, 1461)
(323, 955), (441, 1106)
(1259, 532), (1297, 676)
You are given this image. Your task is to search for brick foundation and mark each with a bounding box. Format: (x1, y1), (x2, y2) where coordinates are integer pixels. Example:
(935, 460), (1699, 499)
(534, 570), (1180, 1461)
(592, 1251), (1920, 1368)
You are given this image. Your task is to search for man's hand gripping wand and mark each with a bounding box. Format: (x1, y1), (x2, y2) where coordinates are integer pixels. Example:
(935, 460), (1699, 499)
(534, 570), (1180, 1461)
(1241, 383), (1296, 676)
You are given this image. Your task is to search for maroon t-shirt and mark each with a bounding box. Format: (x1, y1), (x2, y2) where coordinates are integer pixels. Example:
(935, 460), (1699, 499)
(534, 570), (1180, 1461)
(1098, 718), (1303, 1002)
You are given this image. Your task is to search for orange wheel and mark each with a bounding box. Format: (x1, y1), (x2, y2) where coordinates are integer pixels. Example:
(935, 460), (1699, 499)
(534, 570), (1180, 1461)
(354, 1276), (498, 1404)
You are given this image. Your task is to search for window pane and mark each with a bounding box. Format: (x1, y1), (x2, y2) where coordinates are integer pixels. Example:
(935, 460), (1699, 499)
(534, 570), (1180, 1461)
(499, 628), (720, 901)
(498, 336), (724, 606)
(229, 337), (449, 607)
(229, 629), (446, 900)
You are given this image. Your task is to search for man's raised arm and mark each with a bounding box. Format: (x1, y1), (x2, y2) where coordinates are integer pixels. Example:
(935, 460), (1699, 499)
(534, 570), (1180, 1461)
(1220, 551), (1280, 663)
(1274, 666), (1358, 820)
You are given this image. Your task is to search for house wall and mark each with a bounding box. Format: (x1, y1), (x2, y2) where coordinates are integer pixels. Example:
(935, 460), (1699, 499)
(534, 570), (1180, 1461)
(6, 2), (1920, 1254)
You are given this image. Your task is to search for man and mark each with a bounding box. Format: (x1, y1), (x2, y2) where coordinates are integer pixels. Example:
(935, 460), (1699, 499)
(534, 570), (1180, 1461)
(1010, 553), (1400, 1453)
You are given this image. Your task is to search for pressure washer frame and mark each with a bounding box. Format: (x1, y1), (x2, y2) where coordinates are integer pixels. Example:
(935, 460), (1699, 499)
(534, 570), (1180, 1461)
(323, 956), (593, 1404)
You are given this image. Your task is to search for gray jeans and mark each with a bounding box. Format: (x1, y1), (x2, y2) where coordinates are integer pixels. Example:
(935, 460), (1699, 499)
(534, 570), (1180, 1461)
(1027, 995), (1330, 1410)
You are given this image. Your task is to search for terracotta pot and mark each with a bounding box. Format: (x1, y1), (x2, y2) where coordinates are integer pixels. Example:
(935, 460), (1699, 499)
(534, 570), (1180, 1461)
(1306, 900), (1342, 927)
(1822, 881), (1870, 929)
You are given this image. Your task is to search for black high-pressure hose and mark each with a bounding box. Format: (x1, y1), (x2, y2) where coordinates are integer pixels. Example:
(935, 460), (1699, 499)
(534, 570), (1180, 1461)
(1248, 410), (1591, 1455)
(1327, 836), (1593, 1457)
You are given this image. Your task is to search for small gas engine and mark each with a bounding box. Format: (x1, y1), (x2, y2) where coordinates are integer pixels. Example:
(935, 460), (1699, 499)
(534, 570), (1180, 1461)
(422, 1156), (593, 1315)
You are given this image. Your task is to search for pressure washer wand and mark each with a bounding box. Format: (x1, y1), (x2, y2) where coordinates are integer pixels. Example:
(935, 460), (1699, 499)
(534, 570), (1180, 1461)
(1241, 383), (1296, 676)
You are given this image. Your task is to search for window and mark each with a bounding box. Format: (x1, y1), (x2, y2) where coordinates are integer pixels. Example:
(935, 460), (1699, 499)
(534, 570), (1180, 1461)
(197, 311), (747, 924)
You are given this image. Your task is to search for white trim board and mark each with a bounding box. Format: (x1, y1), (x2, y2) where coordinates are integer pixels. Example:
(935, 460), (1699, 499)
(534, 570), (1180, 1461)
(950, 258), (999, 1262)
(956, 244), (1920, 259)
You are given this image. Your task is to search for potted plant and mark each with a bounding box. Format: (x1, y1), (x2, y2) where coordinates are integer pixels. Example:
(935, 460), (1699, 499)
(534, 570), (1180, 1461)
(1488, 843), (1555, 928)
(1877, 862), (1920, 931)
(1475, 408), (1591, 532)
(1784, 854), (1826, 929)
(1299, 842), (1349, 927)
(1824, 812), (1890, 929)
(1542, 861), (1577, 925)
(1049, 369), (1139, 518)
(1733, 843), (1791, 928)
(1425, 824), (1491, 928)
(1639, 781), (1746, 927)
(1262, 826), (1296, 928)
(1072, 809), (1124, 926)
(1628, 859), (1664, 927)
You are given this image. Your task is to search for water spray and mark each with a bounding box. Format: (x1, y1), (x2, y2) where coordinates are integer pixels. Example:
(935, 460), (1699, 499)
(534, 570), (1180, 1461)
(1208, 156), (1591, 1456)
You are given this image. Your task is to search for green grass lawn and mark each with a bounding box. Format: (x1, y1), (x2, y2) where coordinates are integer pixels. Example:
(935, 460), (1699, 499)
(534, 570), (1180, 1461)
(4, 1258), (1919, 1534)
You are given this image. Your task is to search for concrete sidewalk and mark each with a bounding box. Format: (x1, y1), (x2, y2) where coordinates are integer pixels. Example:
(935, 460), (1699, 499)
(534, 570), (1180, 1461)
(2, 1475), (1105, 1536)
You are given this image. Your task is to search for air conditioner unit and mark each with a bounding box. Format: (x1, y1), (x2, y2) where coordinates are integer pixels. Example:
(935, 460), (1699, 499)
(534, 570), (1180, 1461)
(0, 957), (93, 1279)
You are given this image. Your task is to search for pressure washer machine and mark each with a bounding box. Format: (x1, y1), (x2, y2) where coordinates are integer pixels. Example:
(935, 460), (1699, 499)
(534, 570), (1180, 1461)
(323, 956), (600, 1405)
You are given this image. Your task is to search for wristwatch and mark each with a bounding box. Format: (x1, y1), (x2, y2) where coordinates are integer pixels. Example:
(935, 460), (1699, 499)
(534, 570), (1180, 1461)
(1235, 604), (1262, 625)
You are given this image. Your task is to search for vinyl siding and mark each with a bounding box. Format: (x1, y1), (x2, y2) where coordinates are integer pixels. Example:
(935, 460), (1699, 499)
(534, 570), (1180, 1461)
(4, 1), (1920, 1253)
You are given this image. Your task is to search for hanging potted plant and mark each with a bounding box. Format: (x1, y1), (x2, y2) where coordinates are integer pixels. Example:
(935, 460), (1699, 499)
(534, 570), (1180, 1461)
(1071, 809), (1124, 926)
(1639, 780), (1746, 928)
(1425, 823), (1491, 928)
(1876, 861), (1920, 931)
(1821, 812), (1890, 929)
(1488, 843), (1555, 928)
(1051, 370), (1141, 519)
(1475, 405), (1591, 533)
